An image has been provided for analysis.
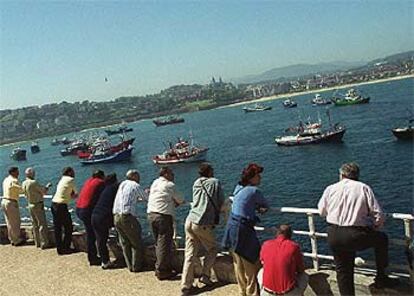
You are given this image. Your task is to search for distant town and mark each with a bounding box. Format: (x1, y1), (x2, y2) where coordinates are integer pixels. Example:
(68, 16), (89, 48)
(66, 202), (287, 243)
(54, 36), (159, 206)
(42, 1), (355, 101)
(1, 51), (413, 145)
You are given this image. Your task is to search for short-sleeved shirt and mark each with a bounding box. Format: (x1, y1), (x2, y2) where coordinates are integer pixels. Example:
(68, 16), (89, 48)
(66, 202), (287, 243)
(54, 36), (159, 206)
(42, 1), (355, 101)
(22, 178), (45, 204)
(76, 177), (105, 209)
(52, 176), (77, 204)
(113, 180), (148, 217)
(260, 235), (305, 294)
(147, 176), (181, 217)
(2, 175), (23, 201)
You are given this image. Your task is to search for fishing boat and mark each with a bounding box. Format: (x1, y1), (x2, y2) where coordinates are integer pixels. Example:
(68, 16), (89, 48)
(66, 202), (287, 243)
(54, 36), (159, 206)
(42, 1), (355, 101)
(311, 94), (331, 106)
(242, 103), (272, 112)
(153, 115), (185, 127)
(392, 119), (413, 140)
(77, 137), (135, 159)
(283, 98), (297, 108)
(30, 142), (40, 153)
(60, 140), (89, 156)
(105, 122), (133, 135)
(51, 137), (72, 146)
(80, 147), (134, 165)
(152, 138), (208, 164)
(275, 111), (345, 146)
(10, 147), (27, 161)
(332, 88), (370, 106)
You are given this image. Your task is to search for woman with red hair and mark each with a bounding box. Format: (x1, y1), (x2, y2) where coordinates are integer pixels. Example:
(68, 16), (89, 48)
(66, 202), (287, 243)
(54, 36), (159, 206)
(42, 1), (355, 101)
(222, 163), (269, 296)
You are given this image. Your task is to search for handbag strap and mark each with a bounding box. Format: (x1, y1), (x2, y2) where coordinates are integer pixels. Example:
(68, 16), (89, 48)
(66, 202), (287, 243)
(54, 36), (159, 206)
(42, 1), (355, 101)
(200, 180), (219, 213)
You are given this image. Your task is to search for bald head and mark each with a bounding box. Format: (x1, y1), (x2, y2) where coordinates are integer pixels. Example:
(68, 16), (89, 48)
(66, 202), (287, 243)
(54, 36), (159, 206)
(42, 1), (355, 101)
(25, 167), (35, 179)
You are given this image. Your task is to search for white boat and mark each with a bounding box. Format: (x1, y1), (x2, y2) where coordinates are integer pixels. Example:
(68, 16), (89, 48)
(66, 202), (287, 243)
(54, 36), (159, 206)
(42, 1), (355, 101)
(152, 138), (208, 164)
(243, 103), (272, 112)
(283, 98), (297, 108)
(311, 94), (331, 106)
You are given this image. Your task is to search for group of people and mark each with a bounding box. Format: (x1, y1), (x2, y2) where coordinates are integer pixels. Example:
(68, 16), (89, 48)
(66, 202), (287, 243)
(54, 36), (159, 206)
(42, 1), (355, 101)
(1, 162), (402, 296)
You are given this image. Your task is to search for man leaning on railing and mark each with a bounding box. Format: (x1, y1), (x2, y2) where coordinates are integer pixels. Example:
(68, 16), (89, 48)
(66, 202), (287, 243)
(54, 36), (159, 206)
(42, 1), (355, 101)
(317, 162), (398, 295)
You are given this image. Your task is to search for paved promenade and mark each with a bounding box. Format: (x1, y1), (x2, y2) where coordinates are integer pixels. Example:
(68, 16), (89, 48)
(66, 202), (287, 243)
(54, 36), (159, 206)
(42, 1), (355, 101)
(0, 245), (238, 296)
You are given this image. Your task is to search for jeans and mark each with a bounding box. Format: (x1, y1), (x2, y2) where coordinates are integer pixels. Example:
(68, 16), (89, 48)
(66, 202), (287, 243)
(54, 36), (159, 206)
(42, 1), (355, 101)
(76, 207), (99, 263)
(51, 202), (73, 253)
(92, 213), (111, 264)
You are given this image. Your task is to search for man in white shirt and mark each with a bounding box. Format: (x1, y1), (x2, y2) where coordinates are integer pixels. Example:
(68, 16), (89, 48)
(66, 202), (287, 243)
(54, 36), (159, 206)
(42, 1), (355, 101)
(147, 167), (184, 280)
(113, 169), (148, 272)
(318, 162), (397, 295)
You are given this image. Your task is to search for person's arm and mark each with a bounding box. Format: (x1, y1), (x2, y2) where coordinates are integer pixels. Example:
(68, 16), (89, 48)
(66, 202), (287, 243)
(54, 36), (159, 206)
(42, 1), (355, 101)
(11, 179), (24, 194)
(135, 184), (149, 201)
(70, 180), (78, 199)
(171, 183), (185, 206)
(364, 186), (385, 229)
(295, 245), (306, 273)
(255, 190), (269, 213)
(318, 187), (329, 217)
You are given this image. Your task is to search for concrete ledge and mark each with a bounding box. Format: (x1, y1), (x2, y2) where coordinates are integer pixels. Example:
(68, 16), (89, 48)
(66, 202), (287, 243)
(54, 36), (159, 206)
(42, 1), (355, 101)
(1, 224), (413, 295)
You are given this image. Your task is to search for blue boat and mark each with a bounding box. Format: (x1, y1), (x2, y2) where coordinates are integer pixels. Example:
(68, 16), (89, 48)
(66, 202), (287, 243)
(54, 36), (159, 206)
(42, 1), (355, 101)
(80, 147), (133, 165)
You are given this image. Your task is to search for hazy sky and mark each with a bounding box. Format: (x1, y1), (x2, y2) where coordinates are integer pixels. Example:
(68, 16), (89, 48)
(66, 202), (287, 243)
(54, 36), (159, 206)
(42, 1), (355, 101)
(1, 0), (413, 110)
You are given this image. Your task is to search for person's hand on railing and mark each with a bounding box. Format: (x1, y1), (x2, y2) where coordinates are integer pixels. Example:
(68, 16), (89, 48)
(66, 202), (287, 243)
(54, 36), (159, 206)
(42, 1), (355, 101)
(257, 207), (268, 214)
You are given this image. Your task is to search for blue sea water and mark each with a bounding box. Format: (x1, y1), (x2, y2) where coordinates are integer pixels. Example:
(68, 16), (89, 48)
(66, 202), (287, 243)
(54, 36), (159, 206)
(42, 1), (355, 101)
(0, 78), (413, 263)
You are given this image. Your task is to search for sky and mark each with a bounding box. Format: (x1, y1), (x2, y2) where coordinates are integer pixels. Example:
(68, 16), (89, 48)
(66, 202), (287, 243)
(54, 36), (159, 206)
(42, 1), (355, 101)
(1, 0), (413, 110)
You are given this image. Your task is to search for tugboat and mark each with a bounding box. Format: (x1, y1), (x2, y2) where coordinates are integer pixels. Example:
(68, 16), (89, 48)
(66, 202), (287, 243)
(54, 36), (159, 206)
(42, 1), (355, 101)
(283, 98), (298, 108)
(275, 111), (346, 146)
(30, 142), (40, 153)
(332, 88), (370, 106)
(311, 94), (331, 106)
(10, 147), (27, 161)
(243, 103), (272, 112)
(392, 119), (414, 140)
(152, 138), (208, 164)
(153, 115), (185, 127)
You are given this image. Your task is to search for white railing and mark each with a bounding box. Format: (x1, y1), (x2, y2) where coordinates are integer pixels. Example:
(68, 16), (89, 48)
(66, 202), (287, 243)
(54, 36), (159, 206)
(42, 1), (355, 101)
(254, 207), (414, 281)
(2, 196), (413, 280)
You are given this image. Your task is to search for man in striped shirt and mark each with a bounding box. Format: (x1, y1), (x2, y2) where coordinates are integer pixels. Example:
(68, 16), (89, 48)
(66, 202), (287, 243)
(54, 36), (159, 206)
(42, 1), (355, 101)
(113, 169), (148, 272)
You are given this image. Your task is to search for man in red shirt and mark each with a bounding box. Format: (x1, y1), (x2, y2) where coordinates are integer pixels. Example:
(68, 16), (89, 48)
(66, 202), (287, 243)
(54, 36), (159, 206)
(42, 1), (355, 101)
(76, 170), (105, 265)
(259, 224), (308, 295)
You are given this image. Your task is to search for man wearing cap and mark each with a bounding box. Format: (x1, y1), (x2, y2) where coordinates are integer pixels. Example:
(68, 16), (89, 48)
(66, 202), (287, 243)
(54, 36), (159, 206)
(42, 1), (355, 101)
(76, 170), (105, 265)
(318, 162), (397, 295)
(147, 167), (184, 280)
(181, 163), (225, 295)
(22, 167), (52, 249)
(113, 169), (148, 272)
(258, 224), (308, 296)
(1, 167), (25, 246)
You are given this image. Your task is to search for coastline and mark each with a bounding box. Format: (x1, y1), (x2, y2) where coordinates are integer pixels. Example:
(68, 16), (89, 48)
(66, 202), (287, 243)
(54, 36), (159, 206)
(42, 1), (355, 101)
(1, 74), (413, 148)
(220, 74), (414, 108)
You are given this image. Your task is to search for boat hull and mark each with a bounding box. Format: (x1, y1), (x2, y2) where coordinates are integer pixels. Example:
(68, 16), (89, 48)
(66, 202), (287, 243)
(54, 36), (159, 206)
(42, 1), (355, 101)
(31, 146), (40, 153)
(105, 127), (133, 136)
(332, 97), (370, 106)
(153, 118), (185, 127)
(392, 128), (414, 140)
(243, 107), (272, 112)
(275, 128), (346, 146)
(81, 148), (133, 165)
(10, 150), (27, 161)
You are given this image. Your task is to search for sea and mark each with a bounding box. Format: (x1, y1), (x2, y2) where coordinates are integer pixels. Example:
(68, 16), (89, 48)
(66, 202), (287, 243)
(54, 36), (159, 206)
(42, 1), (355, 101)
(0, 77), (413, 264)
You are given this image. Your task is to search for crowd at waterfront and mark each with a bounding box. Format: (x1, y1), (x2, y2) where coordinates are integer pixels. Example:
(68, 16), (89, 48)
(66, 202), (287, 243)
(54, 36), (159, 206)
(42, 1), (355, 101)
(2, 160), (410, 296)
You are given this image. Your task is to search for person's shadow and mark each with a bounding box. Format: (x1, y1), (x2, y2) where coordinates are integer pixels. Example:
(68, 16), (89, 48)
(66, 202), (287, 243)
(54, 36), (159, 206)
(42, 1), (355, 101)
(308, 272), (334, 296)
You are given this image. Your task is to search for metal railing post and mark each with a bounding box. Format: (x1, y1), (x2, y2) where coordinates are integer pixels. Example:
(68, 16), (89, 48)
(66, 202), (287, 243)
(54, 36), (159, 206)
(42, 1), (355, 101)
(307, 213), (319, 270)
(403, 218), (413, 281)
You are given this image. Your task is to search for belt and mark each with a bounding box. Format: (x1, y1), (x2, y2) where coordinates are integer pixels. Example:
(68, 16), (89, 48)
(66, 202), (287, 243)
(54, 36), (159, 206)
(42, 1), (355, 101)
(328, 223), (371, 230)
(263, 286), (294, 295)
